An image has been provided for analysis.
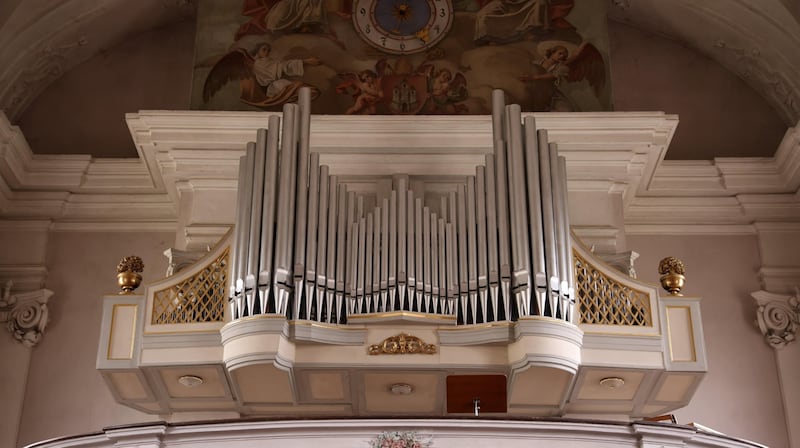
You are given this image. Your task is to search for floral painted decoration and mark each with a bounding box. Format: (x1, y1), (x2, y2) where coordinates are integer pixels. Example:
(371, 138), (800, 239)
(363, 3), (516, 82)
(369, 431), (432, 448)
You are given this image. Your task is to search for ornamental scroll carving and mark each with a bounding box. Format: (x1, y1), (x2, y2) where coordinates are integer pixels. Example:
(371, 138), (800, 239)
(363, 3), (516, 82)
(368, 333), (437, 355)
(752, 288), (800, 349)
(0, 281), (53, 348)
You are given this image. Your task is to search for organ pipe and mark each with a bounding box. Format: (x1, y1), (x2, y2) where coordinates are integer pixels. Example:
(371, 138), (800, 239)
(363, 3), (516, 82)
(230, 87), (573, 325)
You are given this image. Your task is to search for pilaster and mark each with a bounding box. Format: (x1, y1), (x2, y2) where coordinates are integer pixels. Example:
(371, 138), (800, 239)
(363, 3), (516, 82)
(752, 289), (800, 448)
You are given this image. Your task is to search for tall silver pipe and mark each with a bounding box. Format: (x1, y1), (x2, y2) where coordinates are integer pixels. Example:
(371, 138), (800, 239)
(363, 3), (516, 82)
(466, 176), (478, 323)
(381, 198), (390, 311)
(549, 144), (566, 319)
(538, 130), (559, 316)
(237, 144), (256, 315)
(325, 176), (339, 322)
(231, 152), (248, 297)
(335, 186), (348, 322)
(524, 117), (546, 316)
(456, 184), (468, 322)
(507, 105), (531, 318)
(273, 103), (298, 313)
(446, 221), (457, 313)
(372, 205), (381, 312)
(484, 155), (501, 319)
(293, 89), (311, 282)
(406, 190), (415, 311)
(437, 216), (447, 313)
(414, 198), (424, 311)
(247, 131), (267, 283)
(423, 206), (432, 312)
(388, 191), (397, 311)
(258, 116), (281, 312)
(301, 153), (321, 319)
(476, 167), (489, 322)
(365, 212), (374, 310)
(345, 191), (356, 308)
(397, 177), (407, 308)
(559, 156), (575, 322)
(231, 152), (249, 318)
(235, 146), (255, 292)
(356, 216), (366, 312)
(316, 165), (330, 318)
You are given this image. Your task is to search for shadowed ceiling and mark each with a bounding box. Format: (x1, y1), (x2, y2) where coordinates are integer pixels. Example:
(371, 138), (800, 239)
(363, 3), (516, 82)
(1, 0), (798, 160)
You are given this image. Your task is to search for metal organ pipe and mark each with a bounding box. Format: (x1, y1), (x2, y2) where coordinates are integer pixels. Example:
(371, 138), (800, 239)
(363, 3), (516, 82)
(229, 87), (573, 325)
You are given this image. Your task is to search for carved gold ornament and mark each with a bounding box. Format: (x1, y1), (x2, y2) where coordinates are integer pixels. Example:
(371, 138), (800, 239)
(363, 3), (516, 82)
(658, 256), (686, 295)
(116, 255), (144, 294)
(368, 333), (437, 355)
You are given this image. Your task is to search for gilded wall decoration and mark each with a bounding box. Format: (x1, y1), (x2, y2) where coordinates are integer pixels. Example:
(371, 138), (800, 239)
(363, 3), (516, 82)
(368, 332), (437, 354)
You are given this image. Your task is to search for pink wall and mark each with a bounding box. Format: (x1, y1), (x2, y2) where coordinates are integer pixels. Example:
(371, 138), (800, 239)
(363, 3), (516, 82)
(608, 21), (786, 160)
(628, 234), (789, 448)
(15, 231), (173, 447)
(17, 19), (195, 158)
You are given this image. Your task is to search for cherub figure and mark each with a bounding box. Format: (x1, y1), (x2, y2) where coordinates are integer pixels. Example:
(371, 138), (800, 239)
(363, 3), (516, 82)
(336, 60), (391, 114)
(419, 66), (469, 114)
(342, 70), (383, 115)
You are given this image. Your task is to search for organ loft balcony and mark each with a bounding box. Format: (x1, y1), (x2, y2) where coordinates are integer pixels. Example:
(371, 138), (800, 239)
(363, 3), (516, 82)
(97, 90), (705, 419)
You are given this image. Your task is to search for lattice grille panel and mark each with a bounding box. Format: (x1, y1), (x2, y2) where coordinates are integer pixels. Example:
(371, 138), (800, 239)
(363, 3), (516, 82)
(574, 252), (652, 326)
(151, 248), (228, 324)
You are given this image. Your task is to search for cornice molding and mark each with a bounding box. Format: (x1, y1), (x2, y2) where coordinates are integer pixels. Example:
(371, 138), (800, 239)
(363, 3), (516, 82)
(0, 112), (176, 231)
(625, 121), (800, 234)
(3, 111), (800, 237)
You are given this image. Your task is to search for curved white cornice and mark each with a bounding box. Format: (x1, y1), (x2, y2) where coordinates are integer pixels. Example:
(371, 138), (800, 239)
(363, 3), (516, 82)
(25, 418), (768, 448)
(610, 0), (800, 124)
(0, 0), (193, 121)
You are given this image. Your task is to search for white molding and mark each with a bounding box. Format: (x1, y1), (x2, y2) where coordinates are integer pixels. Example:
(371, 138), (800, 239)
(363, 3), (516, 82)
(3, 111), (800, 238)
(22, 418), (769, 448)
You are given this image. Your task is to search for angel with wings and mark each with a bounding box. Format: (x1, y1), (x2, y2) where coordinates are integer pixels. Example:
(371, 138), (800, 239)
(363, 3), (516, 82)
(419, 65), (469, 114)
(518, 41), (605, 112)
(337, 69), (384, 115)
(202, 43), (321, 109)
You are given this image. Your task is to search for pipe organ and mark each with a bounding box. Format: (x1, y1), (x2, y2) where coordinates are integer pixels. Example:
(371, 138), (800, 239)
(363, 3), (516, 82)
(229, 89), (574, 325)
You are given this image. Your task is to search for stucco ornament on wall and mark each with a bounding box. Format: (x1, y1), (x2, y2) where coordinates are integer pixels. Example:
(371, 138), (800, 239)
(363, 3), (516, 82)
(0, 281), (53, 348)
(752, 287), (800, 349)
(369, 431), (432, 448)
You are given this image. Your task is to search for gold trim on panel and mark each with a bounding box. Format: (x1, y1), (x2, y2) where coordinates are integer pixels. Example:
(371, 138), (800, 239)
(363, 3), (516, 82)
(438, 321), (515, 332)
(665, 305), (697, 362)
(368, 333), (437, 355)
(286, 320), (366, 331)
(107, 304), (138, 360)
(348, 311), (457, 322)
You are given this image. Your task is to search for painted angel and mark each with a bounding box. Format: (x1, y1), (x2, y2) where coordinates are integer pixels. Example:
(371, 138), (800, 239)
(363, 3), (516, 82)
(202, 43), (321, 109)
(419, 65), (469, 114)
(518, 41), (605, 112)
(336, 60), (390, 115)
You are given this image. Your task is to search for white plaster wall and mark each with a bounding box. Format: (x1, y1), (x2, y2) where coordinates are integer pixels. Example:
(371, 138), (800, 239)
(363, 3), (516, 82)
(628, 234), (789, 448)
(15, 231), (173, 447)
